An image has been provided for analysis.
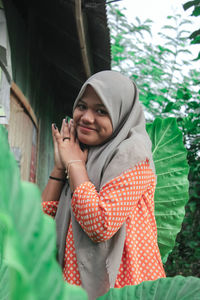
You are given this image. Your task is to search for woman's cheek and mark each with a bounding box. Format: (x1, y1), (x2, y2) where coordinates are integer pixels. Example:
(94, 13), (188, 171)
(72, 110), (79, 125)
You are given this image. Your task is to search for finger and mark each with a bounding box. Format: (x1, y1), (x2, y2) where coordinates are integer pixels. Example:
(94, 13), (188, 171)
(60, 119), (66, 137)
(52, 124), (62, 154)
(69, 120), (76, 143)
(53, 125), (63, 144)
(52, 123), (58, 142)
(52, 123), (60, 154)
(62, 118), (70, 140)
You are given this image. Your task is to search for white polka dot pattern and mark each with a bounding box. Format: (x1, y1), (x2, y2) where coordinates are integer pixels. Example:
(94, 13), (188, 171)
(42, 159), (166, 287)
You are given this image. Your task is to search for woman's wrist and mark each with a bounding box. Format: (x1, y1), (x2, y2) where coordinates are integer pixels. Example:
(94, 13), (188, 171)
(67, 161), (89, 192)
(51, 166), (65, 179)
(65, 160), (83, 178)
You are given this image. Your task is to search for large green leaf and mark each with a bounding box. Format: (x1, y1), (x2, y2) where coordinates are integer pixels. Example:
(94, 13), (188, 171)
(0, 125), (87, 300)
(146, 118), (189, 262)
(98, 276), (200, 299)
(0, 119), (192, 300)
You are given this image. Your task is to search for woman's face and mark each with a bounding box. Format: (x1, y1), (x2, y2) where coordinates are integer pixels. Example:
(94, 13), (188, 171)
(73, 85), (113, 146)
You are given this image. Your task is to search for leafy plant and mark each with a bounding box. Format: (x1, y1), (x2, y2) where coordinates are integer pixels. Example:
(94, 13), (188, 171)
(146, 118), (189, 262)
(0, 125), (87, 300)
(0, 115), (190, 299)
(108, 4), (199, 117)
(183, 0), (200, 60)
(98, 275), (200, 299)
(108, 3), (200, 277)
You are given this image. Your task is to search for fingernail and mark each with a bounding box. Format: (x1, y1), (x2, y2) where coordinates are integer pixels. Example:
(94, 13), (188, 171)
(53, 123), (57, 129)
(65, 116), (71, 124)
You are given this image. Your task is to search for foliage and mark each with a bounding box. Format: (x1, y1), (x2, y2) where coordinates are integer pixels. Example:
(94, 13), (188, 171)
(0, 118), (197, 299)
(98, 276), (200, 300)
(0, 3), (199, 299)
(0, 125), (87, 300)
(108, 4), (200, 277)
(108, 5), (199, 118)
(146, 118), (189, 262)
(183, 0), (200, 60)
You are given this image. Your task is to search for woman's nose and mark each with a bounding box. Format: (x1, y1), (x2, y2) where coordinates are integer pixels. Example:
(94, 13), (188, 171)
(81, 109), (95, 123)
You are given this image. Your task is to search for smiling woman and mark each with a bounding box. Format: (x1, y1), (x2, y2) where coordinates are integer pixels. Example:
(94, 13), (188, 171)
(41, 70), (165, 300)
(73, 85), (113, 146)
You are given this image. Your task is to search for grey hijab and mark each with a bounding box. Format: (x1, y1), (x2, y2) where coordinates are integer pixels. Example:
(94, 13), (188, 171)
(55, 71), (155, 300)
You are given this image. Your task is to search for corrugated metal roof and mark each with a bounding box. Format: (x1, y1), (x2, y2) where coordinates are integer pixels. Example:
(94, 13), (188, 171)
(4, 0), (111, 113)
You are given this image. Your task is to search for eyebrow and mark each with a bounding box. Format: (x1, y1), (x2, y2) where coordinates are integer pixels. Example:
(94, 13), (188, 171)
(95, 104), (106, 108)
(79, 99), (106, 109)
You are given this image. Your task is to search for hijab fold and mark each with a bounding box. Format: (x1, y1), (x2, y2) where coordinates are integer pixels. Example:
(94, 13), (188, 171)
(55, 71), (155, 300)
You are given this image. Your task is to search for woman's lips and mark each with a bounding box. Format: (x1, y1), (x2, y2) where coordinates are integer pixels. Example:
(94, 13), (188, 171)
(78, 124), (96, 132)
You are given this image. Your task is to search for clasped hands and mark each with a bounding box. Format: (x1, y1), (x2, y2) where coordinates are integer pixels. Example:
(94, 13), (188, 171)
(52, 118), (88, 173)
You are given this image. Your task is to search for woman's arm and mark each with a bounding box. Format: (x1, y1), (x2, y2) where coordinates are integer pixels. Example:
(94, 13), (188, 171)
(42, 167), (65, 202)
(71, 160), (156, 243)
(42, 200), (59, 217)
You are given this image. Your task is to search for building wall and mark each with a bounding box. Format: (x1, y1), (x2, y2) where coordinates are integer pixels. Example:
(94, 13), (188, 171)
(4, 0), (56, 191)
(3, 0), (111, 191)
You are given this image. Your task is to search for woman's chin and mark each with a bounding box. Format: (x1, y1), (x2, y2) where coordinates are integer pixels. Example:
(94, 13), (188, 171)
(78, 135), (94, 146)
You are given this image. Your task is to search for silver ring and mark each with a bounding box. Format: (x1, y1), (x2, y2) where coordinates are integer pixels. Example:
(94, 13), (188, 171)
(63, 137), (70, 141)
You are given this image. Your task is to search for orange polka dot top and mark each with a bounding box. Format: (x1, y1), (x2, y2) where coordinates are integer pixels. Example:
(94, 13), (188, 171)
(42, 160), (166, 287)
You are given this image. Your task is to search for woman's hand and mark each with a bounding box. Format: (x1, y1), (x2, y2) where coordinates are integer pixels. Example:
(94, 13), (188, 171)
(52, 119), (88, 170)
(52, 122), (65, 171)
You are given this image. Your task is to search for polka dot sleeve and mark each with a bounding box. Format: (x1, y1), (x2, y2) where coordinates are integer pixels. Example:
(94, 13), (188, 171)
(42, 201), (58, 218)
(72, 160), (155, 243)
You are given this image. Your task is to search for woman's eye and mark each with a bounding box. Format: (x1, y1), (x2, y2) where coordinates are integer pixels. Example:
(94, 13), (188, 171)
(97, 109), (108, 115)
(77, 104), (86, 111)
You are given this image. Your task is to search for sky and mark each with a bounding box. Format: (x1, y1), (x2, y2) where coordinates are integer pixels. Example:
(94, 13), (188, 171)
(117, 0), (197, 28)
(116, 0), (199, 58)
(118, 0), (189, 20)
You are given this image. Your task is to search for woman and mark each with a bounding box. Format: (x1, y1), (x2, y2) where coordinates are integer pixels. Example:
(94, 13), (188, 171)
(42, 71), (165, 300)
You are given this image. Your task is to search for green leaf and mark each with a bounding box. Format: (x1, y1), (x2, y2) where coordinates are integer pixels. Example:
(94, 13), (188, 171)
(190, 29), (200, 39)
(162, 25), (176, 31)
(191, 35), (200, 44)
(156, 95), (169, 104)
(192, 5), (200, 16)
(163, 102), (174, 113)
(157, 45), (174, 54)
(193, 51), (200, 60)
(146, 118), (189, 262)
(183, 0), (200, 11)
(160, 88), (169, 93)
(188, 101), (199, 109)
(0, 263), (10, 299)
(98, 276), (200, 299)
(115, 9), (125, 17)
(176, 88), (192, 100)
(0, 125), (87, 300)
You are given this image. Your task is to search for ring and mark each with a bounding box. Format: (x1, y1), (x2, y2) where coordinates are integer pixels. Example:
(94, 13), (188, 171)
(63, 137), (70, 141)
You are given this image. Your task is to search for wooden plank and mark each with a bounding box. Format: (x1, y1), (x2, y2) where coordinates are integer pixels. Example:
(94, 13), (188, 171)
(11, 81), (38, 128)
(8, 93), (33, 181)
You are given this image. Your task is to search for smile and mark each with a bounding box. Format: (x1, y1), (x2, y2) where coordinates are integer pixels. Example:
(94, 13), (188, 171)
(78, 124), (97, 132)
